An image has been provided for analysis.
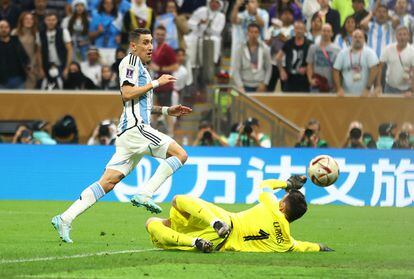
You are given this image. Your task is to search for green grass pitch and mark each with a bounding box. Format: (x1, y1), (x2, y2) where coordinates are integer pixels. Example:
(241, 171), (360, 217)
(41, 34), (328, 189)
(0, 201), (413, 278)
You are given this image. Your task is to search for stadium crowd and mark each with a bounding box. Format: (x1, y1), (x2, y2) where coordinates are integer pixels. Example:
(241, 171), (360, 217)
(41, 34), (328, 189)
(1, 0), (414, 148)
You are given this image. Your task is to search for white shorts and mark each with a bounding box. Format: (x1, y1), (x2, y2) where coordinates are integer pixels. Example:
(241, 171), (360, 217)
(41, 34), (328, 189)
(106, 125), (174, 176)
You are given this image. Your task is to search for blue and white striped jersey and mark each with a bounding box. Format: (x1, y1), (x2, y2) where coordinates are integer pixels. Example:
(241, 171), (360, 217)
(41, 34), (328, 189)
(117, 53), (153, 135)
(367, 21), (395, 58)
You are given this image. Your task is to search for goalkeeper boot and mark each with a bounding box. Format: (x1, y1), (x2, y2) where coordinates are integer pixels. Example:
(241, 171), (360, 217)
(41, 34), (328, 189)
(213, 220), (231, 238)
(131, 194), (162, 214)
(194, 238), (213, 253)
(51, 215), (73, 243)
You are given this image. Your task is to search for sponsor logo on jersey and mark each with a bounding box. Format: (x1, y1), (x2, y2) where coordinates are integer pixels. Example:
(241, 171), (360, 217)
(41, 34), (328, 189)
(243, 229), (270, 241)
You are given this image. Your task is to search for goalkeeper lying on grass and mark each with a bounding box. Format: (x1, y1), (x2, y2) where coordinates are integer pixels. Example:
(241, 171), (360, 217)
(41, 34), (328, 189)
(146, 175), (333, 253)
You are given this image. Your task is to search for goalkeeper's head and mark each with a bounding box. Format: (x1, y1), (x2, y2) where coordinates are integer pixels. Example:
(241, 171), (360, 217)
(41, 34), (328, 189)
(280, 190), (307, 223)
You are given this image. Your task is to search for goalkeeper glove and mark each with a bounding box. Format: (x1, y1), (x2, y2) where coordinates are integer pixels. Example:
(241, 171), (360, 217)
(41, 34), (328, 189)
(319, 243), (334, 252)
(286, 175), (307, 191)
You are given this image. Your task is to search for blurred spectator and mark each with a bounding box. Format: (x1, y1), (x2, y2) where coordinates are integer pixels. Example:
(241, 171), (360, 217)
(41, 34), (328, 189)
(89, 0), (122, 65)
(11, 12), (41, 89)
(12, 124), (37, 144)
(0, 0), (21, 29)
(352, 0), (369, 27)
(377, 122), (397, 149)
(236, 118), (271, 148)
(154, 0), (183, 50)
(276, 21), (312, 92)
(64, 61), (97, 89)
(378, 26), (414, 96)
(185, 0), (225, 68)
(32, 120), (57, 144)
(392, 130), (412, 148)
(295, 119), (328, 148)
(364, 4), (398, 61)
(268, 0), (302, 21)
(81, 47), (102, 87)
(172, 48), (189, 103)
(390, 0), (414, 33)
(233, 22), (272, 93)
(361, 5), (398, 58)
(231, 0), (269, 73)
(87, 120), (116, 145)
(111, 47), (126, 82)
(331, 0), (369, 26)
(177, 0), (206, 14)
(265, 8), (294, 92)
(52, 115), (79, 144)
(100, 65), (117, 90)
(0, 20), (29, 89)
(314, 0), (341, 36)
(334, 15), (356, 49)
(333, 29), (379, 96)
(37, 12), (72, 81)
(32, 0), (48, 32)
(401, 121), (414, 145)
(307, 23), (340, 93)
(308, 13), (322, 44)
(39, 63), (64, 89)
(302, 0), (320, 30)
(116, 0), (132, 15)
(46, 0), (69, 20)
(363, 132), (377, 148)
(342, 121), (366, 148)
(121, 0), (154, 47)
(62, 0), (90, 61)
(151, 25), (179, 136)
(193, 121), (228, 146)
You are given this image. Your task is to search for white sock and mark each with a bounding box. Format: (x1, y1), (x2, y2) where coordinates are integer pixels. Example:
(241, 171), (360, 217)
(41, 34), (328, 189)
(139, 156), (183, 197)
(60, 182), (105, 224)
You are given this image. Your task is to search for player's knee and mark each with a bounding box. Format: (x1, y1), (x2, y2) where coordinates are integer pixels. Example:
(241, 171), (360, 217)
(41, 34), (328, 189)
(172, 195), (183, 208)
(177, 150), (188, 164)
(146, 217), (158, 231)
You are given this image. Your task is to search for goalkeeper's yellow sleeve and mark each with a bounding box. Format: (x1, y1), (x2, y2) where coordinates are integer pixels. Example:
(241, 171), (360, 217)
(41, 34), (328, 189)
(258, 179), (287, 190)
(291, 240), (321, 252)
(258, 179), (287, 218)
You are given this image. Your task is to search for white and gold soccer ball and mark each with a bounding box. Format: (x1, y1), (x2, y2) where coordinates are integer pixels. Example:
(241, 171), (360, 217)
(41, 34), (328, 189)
(308, 155), (339, 187)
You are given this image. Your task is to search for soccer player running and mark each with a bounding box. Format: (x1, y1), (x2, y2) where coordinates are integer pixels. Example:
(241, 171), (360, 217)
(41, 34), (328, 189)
(52, 28), (192, 243)
(146, 175), (333, 252)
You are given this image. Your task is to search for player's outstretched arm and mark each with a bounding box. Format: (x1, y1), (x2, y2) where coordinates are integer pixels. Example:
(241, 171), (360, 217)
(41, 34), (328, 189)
(258, 175), (306, 191)
(121, 75), (177, 101)
(151, 105), (192, 117)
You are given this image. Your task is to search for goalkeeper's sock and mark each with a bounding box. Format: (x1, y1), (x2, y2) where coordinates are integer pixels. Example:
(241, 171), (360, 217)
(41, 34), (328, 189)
(60, 182), (105, 224)
(174, 195), (219, 227)
(138, 156), (182, 197)
(147, 220), (194, 247)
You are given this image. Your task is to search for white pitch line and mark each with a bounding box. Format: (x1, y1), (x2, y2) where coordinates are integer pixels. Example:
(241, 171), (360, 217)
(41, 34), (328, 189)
(0, 248), (159, 264)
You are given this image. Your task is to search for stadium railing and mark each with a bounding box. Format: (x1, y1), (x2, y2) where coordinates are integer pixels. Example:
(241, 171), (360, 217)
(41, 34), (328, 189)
(209, 85), (301, 147)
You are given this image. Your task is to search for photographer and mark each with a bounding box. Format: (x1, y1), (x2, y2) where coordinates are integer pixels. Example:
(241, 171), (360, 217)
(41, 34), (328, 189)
(236, 118), (271, 148)
(342, 121), (365, 148)
(295, 119), (328, 148)
(193, 121), (228, 147)
(392, 131), (412, 149)
(87, 120), (117, 146)
(12, 124), (38, 144)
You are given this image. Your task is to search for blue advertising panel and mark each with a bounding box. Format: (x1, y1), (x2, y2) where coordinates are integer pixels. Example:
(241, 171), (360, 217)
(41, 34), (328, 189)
(0, 145), (413, 207)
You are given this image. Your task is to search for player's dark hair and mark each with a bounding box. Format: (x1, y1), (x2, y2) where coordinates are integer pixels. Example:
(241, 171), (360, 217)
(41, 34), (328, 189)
(155, 25), (167, 32)
(284, 190), (307, 223)
(45, 11), (58, 19)
(129, 28), (151, 42)
(247, 22), (261, 31)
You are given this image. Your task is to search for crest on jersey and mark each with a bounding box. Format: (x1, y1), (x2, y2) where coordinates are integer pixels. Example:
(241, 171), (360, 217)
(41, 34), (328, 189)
(126, 68), (134, 79)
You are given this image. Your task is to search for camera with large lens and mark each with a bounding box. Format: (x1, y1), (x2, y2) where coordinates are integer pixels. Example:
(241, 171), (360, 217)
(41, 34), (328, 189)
(349, 127), (362, 140)
(304, 128), (314, 138)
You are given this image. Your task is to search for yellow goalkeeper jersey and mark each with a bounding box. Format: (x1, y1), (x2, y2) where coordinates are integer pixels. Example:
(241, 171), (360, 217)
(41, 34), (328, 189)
(222, 184), (320, 252)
